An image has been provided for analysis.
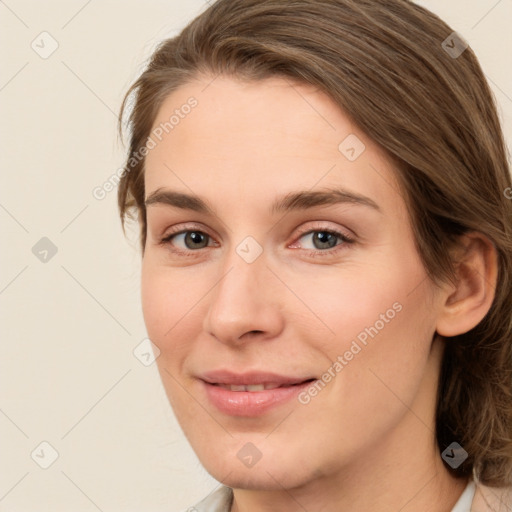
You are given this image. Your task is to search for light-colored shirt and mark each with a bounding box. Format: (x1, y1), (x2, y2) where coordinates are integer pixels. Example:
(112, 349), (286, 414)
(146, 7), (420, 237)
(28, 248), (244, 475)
(451, 480), (476, 512)
(186, 478), (483, 511)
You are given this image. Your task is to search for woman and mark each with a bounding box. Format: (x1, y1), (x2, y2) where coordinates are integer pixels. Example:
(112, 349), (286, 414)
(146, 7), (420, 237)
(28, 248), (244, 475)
(117, 0), (512, 510)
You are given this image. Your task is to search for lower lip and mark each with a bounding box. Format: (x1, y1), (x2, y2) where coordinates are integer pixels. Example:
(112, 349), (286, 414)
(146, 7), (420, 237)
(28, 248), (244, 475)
(202, 380), (314, 416)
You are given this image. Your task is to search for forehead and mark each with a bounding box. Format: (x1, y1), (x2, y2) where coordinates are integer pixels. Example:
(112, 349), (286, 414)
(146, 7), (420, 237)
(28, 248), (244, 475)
(148, 75), (358, 158)
(144, 75), (403, 217)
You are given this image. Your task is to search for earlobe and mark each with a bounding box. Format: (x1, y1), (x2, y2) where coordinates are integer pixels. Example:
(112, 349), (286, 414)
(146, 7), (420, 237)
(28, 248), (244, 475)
(436, 233), (498, 337)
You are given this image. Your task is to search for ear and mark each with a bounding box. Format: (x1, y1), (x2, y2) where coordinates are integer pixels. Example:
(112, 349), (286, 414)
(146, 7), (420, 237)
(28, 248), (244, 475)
(436, 232), (498, 337)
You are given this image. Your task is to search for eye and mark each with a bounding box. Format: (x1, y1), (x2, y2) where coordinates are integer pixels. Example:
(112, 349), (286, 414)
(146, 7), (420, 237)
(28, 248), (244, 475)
(298, 231), (342, 250)
(292, 227), (354, 257)
(158, 223), (355, 258)
(160, 228), (214, 253)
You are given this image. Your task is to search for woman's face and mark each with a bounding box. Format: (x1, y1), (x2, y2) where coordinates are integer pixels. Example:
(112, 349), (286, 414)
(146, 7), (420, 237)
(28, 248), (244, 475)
(142, 76), (446, 491)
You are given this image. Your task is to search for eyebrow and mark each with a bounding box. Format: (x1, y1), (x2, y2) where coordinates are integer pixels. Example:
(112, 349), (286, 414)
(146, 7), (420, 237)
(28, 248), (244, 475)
(145, 187), (381, 215)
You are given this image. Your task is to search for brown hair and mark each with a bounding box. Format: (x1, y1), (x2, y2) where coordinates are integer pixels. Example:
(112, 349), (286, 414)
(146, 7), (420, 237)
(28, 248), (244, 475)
(118, 0), (512, 486)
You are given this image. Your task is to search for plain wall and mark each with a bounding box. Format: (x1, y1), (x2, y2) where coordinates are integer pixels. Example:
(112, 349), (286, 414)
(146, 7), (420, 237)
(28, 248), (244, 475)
(0, 1), (511, 510)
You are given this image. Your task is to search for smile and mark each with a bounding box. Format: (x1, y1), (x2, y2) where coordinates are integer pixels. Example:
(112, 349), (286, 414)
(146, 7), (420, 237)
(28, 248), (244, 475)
(199, 371), (316, 416)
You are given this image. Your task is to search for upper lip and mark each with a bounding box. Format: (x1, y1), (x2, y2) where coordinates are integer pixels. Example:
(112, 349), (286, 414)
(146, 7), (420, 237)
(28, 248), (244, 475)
(200, 370), (315, 386)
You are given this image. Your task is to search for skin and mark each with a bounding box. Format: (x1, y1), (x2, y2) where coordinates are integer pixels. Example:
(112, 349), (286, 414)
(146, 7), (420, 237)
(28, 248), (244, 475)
(141, 75), (497, 511)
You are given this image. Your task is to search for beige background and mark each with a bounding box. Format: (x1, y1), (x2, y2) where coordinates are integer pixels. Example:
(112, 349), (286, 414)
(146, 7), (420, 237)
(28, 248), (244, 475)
(0, 1), (511, 511)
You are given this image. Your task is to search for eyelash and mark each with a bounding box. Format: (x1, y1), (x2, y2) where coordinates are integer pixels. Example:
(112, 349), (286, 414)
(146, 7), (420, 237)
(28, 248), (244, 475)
(158, 223), (355, 259)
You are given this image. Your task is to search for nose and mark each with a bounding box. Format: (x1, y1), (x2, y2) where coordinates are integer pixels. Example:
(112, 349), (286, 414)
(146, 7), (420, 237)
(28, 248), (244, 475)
(202, 249), (284, 346)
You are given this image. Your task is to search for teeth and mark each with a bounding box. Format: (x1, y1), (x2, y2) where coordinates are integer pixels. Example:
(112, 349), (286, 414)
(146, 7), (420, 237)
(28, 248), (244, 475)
(246, 384), (265, 392)
(261, 383), (280, 390)
(218, 383), (282, 391)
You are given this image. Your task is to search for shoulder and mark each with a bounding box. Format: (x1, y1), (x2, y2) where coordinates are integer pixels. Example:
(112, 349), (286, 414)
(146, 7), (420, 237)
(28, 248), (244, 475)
(473, 482), (512, 512)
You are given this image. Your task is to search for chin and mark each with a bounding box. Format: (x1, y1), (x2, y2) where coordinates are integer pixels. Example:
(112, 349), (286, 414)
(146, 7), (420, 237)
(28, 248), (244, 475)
(194, 440), (318, 491)
(206, 462), (311, 491)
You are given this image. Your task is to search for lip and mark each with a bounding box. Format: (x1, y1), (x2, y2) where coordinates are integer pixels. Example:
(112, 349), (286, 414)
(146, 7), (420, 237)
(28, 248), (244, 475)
(199, 370), (316, 417)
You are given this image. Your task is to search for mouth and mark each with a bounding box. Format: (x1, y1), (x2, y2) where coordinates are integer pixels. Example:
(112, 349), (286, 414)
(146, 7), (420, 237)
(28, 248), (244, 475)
(199, 370), (317, 416)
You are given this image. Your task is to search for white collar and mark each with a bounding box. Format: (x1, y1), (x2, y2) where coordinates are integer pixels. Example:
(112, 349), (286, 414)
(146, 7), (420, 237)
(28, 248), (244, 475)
(450, 480), (476, 512)
(191, 480), (477, 512)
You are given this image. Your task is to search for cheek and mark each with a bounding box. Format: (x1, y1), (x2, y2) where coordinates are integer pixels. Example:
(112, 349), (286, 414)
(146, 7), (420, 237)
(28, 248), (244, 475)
(140, 262), (166, 339)
(140, 262), (196, 416)
(312, 249), (437, 394)
(141, 258), (211, 373)
(303, 265), (421, 357)
(324, 275), (437, 423)
(141, 260), (186, 353)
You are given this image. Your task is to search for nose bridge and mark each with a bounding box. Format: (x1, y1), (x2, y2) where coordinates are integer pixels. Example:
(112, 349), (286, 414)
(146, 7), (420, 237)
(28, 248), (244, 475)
(219, 258), (260, 310)
(216, 231), (268, 301)
(203, 238), (283, 343)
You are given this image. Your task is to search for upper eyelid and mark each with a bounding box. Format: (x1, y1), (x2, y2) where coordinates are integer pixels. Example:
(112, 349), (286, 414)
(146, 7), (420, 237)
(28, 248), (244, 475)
(294, 223), (353, 237)
(161, 222), (215, 241)
(160, 220), (351, 235)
